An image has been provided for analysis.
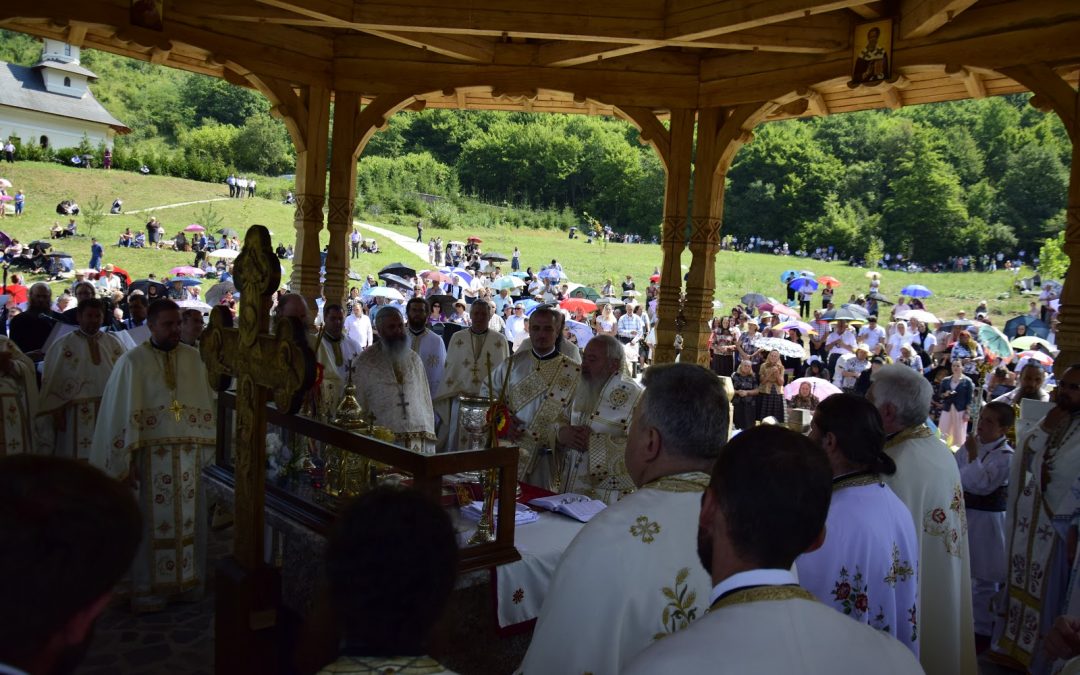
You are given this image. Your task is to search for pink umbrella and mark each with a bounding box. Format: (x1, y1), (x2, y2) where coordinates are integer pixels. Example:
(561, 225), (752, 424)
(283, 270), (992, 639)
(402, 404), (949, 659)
(420, 270), (452, 284)
(170, 266), (205, 277)
(184, 224), (206, 232)
(0, 195), (12, 202)
(1016, 350), (1054, 367)
(774, 319), (816, 335)
(783, 377), (842, 401)
(759, 302), (800, 320)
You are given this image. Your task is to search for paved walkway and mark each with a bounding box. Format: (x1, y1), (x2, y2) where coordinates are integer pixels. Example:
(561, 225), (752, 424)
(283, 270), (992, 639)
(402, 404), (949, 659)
(355, 220), (430, 263)
(125, 197), (230, 215)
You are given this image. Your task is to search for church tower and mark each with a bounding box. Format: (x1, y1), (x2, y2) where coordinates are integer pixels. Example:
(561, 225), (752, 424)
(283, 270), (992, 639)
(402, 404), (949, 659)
(35, 39), (97, 98)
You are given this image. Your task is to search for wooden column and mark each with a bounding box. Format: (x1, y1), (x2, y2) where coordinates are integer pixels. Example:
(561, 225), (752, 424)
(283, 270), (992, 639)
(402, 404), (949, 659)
(291, 86), (331, 315)
(682, 106), (757, 366)
(1002, 65), (1079, 377)
(325, 92), (361, 307)
(654, 109), (694, 364)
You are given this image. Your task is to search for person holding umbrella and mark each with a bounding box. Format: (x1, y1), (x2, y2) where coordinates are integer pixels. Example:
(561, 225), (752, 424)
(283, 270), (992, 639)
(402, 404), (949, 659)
(758, 350), (787, 423)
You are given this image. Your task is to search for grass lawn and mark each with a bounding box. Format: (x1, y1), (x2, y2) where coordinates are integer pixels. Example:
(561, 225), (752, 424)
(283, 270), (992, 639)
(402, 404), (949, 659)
(0, 162), (1036, 323)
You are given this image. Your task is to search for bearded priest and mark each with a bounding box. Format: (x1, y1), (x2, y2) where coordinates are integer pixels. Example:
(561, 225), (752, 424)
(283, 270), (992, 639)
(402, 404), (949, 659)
(38, 298), (126, 459)
(434, 299), (508, 451)
(352, 308), (436, 453)
(405, 297), (446, 401)
(482, 306), (578, 488)
(89, 299), (217, 613)
(556, 335), (642, 504)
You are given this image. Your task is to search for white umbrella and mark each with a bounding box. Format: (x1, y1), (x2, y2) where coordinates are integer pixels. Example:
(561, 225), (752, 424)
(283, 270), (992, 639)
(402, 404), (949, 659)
(177, 299), (212, 313)
(0, 178), (12, 188)
(783, 377), (842, 400)
(564, 319), (594, 348)
(364, 286), (405, 301)
(208, 249), (240, 260)
(896, 309), (940, 325)
(752, 336), (807, 360)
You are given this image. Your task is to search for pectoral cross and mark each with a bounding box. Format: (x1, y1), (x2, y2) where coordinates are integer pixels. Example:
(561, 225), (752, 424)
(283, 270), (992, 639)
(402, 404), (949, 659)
(169, 399), (184, 422)
(396, 386), (410, 419)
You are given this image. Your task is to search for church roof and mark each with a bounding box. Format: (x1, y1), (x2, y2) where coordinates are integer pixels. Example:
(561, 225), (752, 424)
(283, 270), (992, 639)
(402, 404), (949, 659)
(0, 61), (128, 133)
(32, 59), (98, 80)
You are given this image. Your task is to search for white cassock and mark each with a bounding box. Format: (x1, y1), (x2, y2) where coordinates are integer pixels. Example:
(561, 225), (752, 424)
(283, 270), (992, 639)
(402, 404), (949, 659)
(409, 327), (446, 401)
(519, 472), (713, 675)
(433, 329), (508, 451)
(482, 350), (578, 488)
(37, 330), (126, 459)
(884, 424), (977, 675)
(353, 343), (435, 453)
(954, 436), (1013, 637)
(623, 570), (925, 675)
(996, 414), (1080, 674)
(0, 335), (38, 456)
(517, 336), (580, 363)
(560, 371), (643, 505)
(314, 333), (361, 415)
(89, 342), (216, 610)
(317, 655), (456, 674)
(796, 474), (920, 656)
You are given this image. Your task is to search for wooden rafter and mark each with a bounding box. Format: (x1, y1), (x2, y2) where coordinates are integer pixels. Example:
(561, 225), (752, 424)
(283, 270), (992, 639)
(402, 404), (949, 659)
(900, 0), (979, 39)
(360, 30), (495, 63)
(945, 63), (987, 98)
(848, 2), (887, 19)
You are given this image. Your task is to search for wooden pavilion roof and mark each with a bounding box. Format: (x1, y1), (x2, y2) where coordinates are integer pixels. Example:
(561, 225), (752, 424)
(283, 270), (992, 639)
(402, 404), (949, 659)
(1, 0), (1078, 121)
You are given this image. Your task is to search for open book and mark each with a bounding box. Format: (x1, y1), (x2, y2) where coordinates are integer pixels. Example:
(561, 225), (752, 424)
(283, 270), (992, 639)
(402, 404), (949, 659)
(527, 493), (607, 523)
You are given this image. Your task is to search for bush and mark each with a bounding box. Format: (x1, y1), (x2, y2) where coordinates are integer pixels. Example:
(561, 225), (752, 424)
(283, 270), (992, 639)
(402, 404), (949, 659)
(427, 201), (459, 229)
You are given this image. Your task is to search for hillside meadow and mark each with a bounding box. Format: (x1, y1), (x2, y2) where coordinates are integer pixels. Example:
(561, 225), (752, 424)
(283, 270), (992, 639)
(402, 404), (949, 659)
(0, 162), (1036, 322)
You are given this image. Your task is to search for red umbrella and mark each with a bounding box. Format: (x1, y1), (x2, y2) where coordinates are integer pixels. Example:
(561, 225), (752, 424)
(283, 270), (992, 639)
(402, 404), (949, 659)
(649, 274), (661, 283)
(467, 236), (483, 243)
(817, 276), (841, 287)
(420, 270), (452, 284)
(560, 298), (598, 314)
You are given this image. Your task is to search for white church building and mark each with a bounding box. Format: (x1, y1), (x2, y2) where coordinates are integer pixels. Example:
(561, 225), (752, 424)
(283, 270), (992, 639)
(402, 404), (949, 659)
(0, 39), (129, 151)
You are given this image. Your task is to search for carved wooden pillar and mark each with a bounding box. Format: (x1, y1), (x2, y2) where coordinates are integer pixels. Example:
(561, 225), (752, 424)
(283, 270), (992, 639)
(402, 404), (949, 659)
(683, 106), (756, 366)
(291, 86), (331, 315)
(653, 109), (694, 364)
(325, 92), (362, 307)
(1003, 65), (1079, 377)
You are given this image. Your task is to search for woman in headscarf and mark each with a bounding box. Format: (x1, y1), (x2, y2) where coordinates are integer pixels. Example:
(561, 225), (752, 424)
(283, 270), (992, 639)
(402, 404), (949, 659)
(731, 359), (759, 430)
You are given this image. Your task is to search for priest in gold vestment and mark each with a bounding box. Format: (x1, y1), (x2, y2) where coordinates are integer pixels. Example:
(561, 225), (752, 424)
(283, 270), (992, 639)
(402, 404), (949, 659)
(38, 298), (126, 459)
(89, 300), (216, 612)
(870, 364), (977, 675)
(482, 307), (578, 488)
(556, 335), (642, 504)
(434, 300), (508, 451)
(0, 333), (38, 456)
(353, 308), (435, 453)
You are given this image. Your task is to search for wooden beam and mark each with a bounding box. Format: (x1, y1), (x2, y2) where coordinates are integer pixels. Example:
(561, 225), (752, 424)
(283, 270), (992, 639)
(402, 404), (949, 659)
(900, 0), (979, 39)
(849, 2), (887, 19)
(797, 86), (830, 115)
(881, 83), (904, 109)
(945, 63), (986, 98)
(66, 22), (86, 47)
(663, 0), (866, 41)
(360, 30), (495, 63)
(149, 45), (172, 65)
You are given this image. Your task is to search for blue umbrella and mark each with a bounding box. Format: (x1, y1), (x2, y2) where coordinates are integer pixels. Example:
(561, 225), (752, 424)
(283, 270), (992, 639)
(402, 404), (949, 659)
(900, 284), (933, 298)
(521, 299), (542, 315)
(780, 270), (800, 283)
(538, 268), (566, 282)
(173, 278), (203, 287)
(1004, 315), (1050, 339)
(789, 277), (819, 292)
(511, 271), (529, 278)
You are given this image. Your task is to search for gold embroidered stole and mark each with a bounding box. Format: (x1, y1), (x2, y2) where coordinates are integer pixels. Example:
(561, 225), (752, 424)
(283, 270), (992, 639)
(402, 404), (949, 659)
(643, 471), (711, 493)
(325, 336), (344, 367)
(78, 330), (102, 365)
(884, 423), (933, 450)
(509, 353), (578, 481)
(832, 472), (883, 491)
(709, 585), (815, 611)
(319, 655), (445, 674)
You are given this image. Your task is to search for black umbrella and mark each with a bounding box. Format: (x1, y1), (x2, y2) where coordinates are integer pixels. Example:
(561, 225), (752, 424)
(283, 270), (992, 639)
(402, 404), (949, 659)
(42, 251), (72, 258)
(217, 228), (239, 237)
(940, 319), (976, 331)
(379, 272), (414, 288)
(27, 240), (52, 250)
(379, 262), (416, 278)
(425, 294), (456, 312)
(434, 321), (465, 349)
(1004, 315), (1050, 339)
(867, 292), (893, 305)
(480, 253), (509, 262)
(128, 279), (169, 300)
(822, 307), (867, 323)
(348, 271), (364, 282)
(206, 280), (237, 305)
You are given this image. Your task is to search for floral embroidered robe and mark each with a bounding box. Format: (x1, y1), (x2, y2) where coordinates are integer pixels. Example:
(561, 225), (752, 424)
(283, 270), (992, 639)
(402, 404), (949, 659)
(623, 580), (924, 675)
(561, 371), (644, 504)
(89, 342), (216, 608)
(352, 343), (435, 453)
(796, 474), (920, 656)
(38, 330), (126, 459)
(433, 329), (508, 451)
(884, 424), (977, 675)
(317, 655), (456, 674)
(314, 333), (361, 418)
(519, 472), (712, 675)
(0, 335), (38, 456)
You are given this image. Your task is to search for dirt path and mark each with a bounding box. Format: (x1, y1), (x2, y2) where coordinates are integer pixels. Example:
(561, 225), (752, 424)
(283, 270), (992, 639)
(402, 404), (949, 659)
(124, 196), (230, 215)
(354, 219), (430, 263)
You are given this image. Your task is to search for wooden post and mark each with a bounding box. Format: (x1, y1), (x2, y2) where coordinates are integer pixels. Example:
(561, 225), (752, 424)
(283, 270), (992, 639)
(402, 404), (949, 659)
(199, 226), (316, 673)
(1001, 65), (1078, 377)
(291, 86), (331, 316)
(653, 109), (694, 365)
(325, 92), (361, 307)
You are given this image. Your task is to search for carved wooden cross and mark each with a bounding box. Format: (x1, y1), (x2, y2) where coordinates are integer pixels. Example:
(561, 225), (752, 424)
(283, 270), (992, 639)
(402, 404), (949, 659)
(199, 225), (316, 572)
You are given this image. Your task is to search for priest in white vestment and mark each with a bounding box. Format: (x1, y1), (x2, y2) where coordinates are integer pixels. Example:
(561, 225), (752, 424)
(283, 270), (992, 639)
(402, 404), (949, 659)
(434, 300), (508, 451)
(556, 335), (642, 504)
(38, 298), (126, 459)
(994, 365), (1080, 674)
(482, 307), (578, 488)
(353, 309), (435, 453)
(89, 300), (216, 612)
(797, 394), (920, 655)
(314, 304), (362, 417)
(956, 401), (1014, 641)
(0, 334), (38, 455)
(624, 425), (924, 675)
(405, 298), (446, 401)
(519, 364), (724, 675)
(869, 364), (977, 675)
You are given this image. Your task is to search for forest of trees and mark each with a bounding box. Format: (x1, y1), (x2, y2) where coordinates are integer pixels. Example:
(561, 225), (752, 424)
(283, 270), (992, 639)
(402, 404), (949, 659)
(0, 30), (1071, 264)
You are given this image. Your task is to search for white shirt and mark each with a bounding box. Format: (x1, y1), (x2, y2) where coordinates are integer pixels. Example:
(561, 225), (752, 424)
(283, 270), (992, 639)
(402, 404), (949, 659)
(710, 568), (797, 604)
(858, 324), (886, 348)
(826, 328), (856, 357)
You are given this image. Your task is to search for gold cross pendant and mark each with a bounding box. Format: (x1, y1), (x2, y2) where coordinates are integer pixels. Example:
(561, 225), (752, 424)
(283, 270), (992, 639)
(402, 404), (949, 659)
(168, 400), (184, 422)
